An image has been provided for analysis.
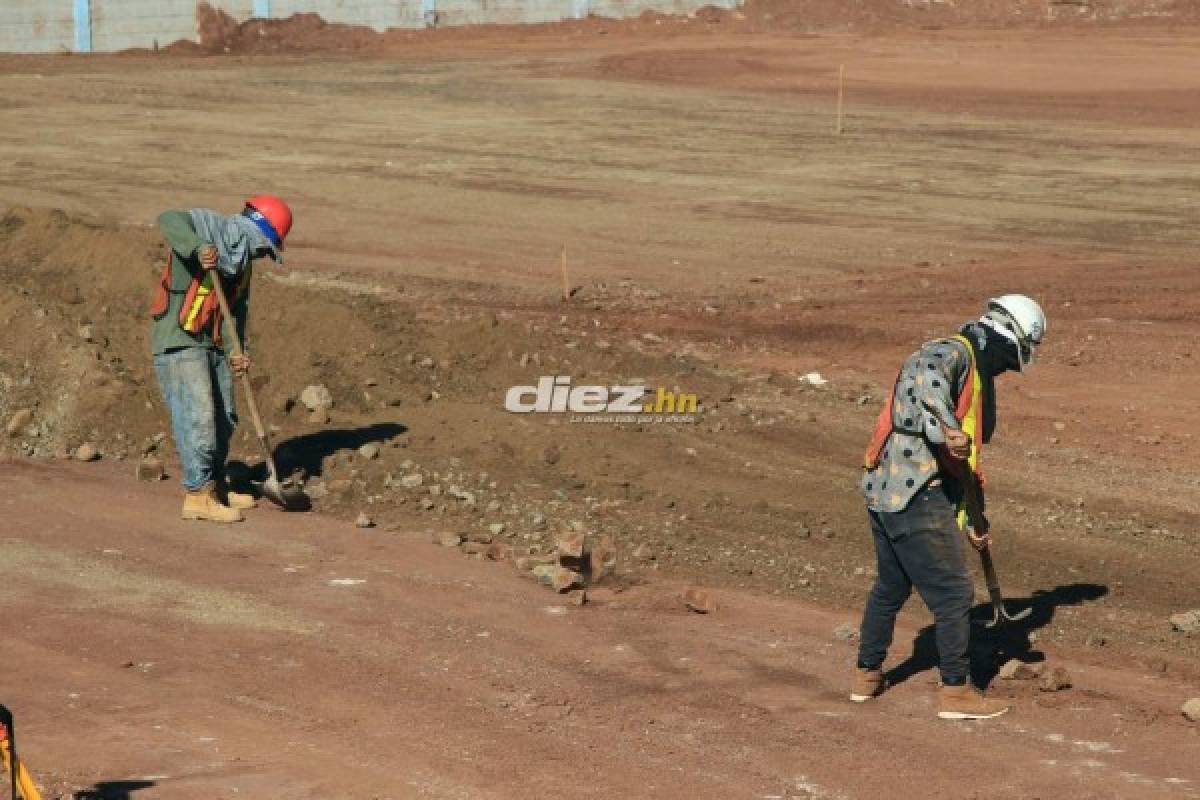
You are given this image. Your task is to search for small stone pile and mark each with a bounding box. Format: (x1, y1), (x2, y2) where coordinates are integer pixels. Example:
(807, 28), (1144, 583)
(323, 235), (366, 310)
(528, 531), (617, 605)
(997, 658), (1073, 692)
(436, 527), (617, 605)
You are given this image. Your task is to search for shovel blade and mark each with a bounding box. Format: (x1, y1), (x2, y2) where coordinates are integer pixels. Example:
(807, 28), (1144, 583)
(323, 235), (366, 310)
(261, 473), (310, 511)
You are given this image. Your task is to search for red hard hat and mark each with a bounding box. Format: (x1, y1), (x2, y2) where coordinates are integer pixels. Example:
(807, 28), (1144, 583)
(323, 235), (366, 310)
(244, 194), (292, 249)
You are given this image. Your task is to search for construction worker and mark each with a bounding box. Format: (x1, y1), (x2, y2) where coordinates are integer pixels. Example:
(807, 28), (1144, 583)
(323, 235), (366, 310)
(149, 195), (292, 523)
(850, 295), (1046, 719)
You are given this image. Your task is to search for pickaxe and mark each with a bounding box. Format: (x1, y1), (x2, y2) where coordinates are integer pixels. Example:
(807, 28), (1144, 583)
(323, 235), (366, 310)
(920, 400), (1031, 628)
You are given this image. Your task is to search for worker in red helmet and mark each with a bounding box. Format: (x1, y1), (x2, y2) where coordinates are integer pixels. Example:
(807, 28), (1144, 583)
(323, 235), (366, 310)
(148, 195), (293, 523)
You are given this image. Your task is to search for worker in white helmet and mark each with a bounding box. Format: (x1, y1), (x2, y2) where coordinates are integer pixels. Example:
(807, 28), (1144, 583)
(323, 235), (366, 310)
(851, 295), (1047, 719)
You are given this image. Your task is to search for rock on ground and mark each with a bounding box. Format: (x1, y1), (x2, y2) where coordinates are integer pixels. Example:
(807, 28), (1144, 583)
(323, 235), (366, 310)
(550, 567), (585, 593)
(1039, 666), (1072, 692)
(833, 622), (858, 641)
(135, 456), (165, 482)
(1182, 698), (1200, 723)
(682, 587), (718, 614)
(358, 442), (380, 460)
(355, 512), (374, 529)
(486, 542), (512, 562)
(300, 384), (334, 411)
(556, 531), (586, 559)
(517, 554), (557, 574)
(461, 541), (489, 557)
(531, 564), (558, 584)
(632, 543), (655, 562)
(1169, 609), (1200, 633)
(6, 409), (32, 437)
(529, 565), (584, 592)
(997, 659), (1043, 681)
(589, 535), (618, 582)
(73, 443), (101, 462)
(434, 531), (464, 548)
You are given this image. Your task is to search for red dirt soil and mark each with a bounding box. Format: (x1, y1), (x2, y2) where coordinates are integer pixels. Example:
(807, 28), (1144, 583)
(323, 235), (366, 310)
(4, 459), (1198, 799)
(1, 8), (1200, 798)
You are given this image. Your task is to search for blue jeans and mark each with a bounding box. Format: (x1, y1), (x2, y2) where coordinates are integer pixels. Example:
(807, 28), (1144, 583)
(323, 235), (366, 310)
(154, 347), (238, 491)
(857, 485), (974, 686)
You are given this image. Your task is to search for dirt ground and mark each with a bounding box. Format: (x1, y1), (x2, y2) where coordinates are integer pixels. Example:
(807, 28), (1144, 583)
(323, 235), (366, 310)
(1, 7), (1199, 799)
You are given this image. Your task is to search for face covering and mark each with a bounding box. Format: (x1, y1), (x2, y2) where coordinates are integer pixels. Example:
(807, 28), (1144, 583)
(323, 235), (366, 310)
(188, 208), (273, 276)
(958, 320), (1019, 444)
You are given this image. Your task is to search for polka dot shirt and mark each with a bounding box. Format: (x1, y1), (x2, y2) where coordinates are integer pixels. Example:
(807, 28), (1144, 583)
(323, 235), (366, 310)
(861, 337), (971, 513)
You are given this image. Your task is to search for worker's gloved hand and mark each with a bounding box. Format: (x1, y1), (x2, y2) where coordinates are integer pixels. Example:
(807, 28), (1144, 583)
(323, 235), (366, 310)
(965, 526), (992, 552)
(230, 354), (251, 376)
(199, 244), (219, 271)
(945, 428), (972, 460)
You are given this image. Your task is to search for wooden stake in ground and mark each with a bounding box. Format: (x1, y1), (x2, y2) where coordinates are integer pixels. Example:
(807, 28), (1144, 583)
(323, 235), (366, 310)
(836, 64), (845, 135)
(560, 244), (570, 302)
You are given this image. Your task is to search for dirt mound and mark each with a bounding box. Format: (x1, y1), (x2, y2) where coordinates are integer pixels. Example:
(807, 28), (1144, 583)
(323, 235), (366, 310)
(0, 207), (831, 600)
(188, 2), (384, 55)
(0, 206), (570, 469)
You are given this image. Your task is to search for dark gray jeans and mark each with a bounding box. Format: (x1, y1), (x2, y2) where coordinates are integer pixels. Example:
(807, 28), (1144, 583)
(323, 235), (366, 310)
(857, 485), (974, 686)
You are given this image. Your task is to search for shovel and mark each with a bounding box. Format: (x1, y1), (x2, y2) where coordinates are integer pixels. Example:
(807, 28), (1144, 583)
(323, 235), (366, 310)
(920, 400), (1030, 628)
(209, 270), (309, 511)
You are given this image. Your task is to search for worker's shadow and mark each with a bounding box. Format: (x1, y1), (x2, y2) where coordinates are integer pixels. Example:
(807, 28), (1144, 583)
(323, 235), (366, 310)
(74, 780), (156, 800)
(884, 582), (1108, 689)
(234, 422), (407, 484)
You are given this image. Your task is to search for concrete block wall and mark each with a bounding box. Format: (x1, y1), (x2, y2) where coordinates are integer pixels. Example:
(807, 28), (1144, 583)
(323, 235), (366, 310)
(0, 0), (740, 53)
(90, 0), (253, 52)
(432, 0), (576, 27)
(269, 0), (428, 32)
(0, 1), (75, 54)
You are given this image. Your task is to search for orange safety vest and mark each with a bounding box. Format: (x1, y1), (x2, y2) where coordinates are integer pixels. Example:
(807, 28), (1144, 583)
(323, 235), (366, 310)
(149, 250), (249, 345)
(863, 334), (984, 529)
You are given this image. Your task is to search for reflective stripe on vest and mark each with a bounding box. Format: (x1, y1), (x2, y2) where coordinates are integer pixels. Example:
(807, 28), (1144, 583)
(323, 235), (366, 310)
(149, 249), (248, 344)
(952, 333), (984, 531)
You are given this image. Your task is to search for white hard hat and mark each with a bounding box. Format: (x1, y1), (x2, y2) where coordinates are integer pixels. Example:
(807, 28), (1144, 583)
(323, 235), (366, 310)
(982, 294), (1046, 371)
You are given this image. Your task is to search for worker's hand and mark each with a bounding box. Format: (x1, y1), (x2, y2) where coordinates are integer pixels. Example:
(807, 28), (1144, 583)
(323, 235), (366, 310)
(965, 527), (992, 552)
(230, 354), (251, 376)
(945, 428), (972, 460)
(199, 245), (219, 271)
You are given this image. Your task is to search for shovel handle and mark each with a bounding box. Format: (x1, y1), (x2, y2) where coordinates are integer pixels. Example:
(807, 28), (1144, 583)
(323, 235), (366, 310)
(979, 547), (1003, 593)
(208, 269), (277, 473)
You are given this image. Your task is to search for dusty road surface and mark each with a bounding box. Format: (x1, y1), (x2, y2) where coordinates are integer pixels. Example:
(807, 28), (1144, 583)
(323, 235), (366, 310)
(2, 459), (1197, 799)
(2, 8), (1200, 799)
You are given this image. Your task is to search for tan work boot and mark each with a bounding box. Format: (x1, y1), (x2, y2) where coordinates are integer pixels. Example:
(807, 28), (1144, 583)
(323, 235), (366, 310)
(223, 490), (257, 511)
(937, 683), (1010, 720)
(850, 668), (886, 703)
(182, 482), (244, 523)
